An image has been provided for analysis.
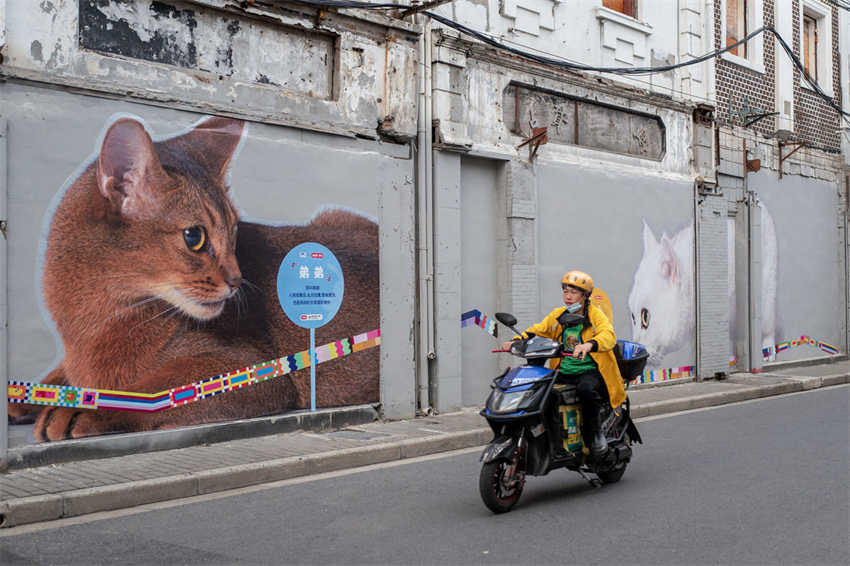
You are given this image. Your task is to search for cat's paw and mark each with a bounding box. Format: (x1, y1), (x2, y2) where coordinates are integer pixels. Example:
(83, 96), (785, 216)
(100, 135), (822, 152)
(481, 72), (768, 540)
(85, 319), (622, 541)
(64, 411), (128, 439)
(8, 402), (41, 424)
(34, 407), (82, 442)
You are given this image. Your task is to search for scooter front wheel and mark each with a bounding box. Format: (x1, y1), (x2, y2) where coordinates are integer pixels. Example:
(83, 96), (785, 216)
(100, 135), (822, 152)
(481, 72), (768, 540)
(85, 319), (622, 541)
(479, 460), (524, 513)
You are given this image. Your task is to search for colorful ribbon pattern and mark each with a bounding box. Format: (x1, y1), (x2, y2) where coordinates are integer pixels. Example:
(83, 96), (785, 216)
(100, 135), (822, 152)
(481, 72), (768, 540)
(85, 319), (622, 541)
(461, 309), (498, 337)
(7, 329), (381, 412)
(630, 365), (694, 385)
(762, 335), (840, 358)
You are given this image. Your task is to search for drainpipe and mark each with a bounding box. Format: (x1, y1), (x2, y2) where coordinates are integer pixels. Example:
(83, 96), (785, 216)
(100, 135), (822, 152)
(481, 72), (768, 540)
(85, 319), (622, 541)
(415, 14), (435, 413)
(0, 118), (7, 470)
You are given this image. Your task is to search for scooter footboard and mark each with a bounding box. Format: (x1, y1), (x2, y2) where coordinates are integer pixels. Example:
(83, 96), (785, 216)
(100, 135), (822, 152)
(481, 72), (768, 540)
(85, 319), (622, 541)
(480, 436), (517, 464)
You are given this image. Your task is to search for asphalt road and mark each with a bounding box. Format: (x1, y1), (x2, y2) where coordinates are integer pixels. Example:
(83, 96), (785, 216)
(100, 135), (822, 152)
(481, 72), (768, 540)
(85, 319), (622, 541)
(2, 386), (848, 566)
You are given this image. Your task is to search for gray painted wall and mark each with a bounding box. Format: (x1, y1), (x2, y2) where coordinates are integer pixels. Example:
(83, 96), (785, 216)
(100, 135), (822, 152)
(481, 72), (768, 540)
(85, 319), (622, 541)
(536, 164), (696, 372)
(0, 82), (416, 418)
(751, 172), (846, 362)
(459, 156), (506, 405)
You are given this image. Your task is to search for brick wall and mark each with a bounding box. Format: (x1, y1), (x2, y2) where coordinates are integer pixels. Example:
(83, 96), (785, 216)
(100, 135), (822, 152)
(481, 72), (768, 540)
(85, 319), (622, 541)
(714, 0), (841, 151)
(714, 0), (777, 137)
(791, 0), (841, 151)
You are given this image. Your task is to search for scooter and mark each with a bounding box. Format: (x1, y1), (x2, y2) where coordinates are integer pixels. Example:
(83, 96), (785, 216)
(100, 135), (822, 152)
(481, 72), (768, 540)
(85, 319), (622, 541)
(478, 312), (648, 514)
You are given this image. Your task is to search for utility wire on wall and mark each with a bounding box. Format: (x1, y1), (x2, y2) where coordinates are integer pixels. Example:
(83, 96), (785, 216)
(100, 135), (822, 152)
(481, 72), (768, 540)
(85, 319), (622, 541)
(283, 0), (849, 121)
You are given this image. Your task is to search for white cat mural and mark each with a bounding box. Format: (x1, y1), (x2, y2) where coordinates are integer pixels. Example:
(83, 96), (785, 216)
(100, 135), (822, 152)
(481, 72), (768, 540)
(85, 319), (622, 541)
(628, 204), (778, 368)
(627, 220), (694, 365)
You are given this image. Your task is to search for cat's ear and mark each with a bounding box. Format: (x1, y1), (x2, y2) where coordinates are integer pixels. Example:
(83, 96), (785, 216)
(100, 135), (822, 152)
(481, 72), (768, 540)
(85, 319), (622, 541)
(182, 117), (245, 180)
(642, 220), (658, 252)
(96, 118), (168, 219)
(660, 235), (680, 287)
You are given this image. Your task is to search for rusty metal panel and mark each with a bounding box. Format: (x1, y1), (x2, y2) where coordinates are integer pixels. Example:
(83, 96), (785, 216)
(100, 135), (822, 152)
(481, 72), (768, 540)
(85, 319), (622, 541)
(79, 0), (336, 99)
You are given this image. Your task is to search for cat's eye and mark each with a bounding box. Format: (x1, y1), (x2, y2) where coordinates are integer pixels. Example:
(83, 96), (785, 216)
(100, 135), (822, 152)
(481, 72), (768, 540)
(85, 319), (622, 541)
(183, 226), (207, 252)
(640, 308), (650, 329)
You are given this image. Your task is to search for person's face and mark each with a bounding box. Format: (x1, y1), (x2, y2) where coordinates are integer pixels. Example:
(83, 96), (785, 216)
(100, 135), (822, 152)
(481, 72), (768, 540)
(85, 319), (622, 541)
(562, 285), (585, 306)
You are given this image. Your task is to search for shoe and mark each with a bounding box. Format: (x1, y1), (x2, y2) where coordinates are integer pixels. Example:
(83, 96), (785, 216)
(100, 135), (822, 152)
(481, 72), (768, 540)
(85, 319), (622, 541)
(590, 431), (608, 456)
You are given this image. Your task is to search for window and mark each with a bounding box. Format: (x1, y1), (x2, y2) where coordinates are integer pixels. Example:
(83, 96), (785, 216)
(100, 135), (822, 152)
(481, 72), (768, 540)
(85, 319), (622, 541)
(721, 0), (764, 73)
(799, 0), (833, 95)
(603, 0), (636, 19)
(726, 0), (747, 58)
(802, 14), (819, 81)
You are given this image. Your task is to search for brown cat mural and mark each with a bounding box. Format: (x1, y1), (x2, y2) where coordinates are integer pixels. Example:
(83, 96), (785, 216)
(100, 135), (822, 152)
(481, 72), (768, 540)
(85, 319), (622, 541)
(9, 115), (379, 441)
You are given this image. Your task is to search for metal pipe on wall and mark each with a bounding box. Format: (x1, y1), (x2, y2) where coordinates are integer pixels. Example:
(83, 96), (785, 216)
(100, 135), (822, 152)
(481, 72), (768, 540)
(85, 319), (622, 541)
(415, 14), (435, 413)
(0, 118), (8, 469)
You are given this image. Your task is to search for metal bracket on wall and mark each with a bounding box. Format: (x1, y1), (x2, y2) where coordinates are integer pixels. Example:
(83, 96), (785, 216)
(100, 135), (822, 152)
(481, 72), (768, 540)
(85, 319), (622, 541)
(778, 140), (806, 179)
(743, 111), (778, 128)
(517, 127), (548, 162)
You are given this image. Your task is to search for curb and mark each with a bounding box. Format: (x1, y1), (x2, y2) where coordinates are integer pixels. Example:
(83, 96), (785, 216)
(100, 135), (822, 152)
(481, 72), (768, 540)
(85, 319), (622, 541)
(4, 405), (379, 471)
(0, 429), (493, 529)
(1, 377), (847, 529)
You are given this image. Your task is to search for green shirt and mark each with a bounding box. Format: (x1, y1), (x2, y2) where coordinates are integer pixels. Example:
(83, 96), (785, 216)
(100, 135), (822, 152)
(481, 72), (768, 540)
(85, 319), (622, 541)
(559, 323), (597, 375)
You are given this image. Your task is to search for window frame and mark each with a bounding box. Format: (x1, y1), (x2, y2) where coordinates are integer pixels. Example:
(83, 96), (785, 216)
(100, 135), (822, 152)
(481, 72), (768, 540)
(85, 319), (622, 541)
(720, 0), (765, 74)
(602, 0), (637, 20)
(799, 0), (833, 97)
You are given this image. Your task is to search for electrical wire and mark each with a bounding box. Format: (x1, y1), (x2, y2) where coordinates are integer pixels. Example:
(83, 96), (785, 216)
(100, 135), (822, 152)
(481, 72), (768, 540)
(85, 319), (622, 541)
(425, 10), (766, 76)
(280, 0), (849, 121)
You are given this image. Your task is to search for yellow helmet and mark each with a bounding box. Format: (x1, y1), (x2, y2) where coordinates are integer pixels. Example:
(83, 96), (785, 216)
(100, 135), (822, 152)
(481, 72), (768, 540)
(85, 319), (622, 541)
(561, 270), (594, 294)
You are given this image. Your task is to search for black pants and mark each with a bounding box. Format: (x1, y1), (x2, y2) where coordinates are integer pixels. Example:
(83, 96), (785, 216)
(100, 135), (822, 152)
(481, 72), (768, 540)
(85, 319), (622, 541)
(558, 370), (609, 445)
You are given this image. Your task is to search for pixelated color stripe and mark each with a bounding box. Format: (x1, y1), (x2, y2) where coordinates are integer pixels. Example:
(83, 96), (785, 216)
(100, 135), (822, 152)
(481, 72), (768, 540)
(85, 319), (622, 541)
(8, 328), (381, 412)
(761, 334), (841, 359)
(461, 308), (498, 337)
(631, 365), (694, 385)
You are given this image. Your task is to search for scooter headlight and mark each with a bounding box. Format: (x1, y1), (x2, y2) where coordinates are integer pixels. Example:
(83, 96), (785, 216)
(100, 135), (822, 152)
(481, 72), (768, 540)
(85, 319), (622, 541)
(487, 387), (543, 414)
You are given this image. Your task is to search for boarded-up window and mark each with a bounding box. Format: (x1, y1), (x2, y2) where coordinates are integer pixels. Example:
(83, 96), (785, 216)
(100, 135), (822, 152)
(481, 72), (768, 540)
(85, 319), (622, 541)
(726, 0), (748, 58)
(602, 0), (637, 18)
(503, 84), (665, 160)
(803, 15), (818, 81)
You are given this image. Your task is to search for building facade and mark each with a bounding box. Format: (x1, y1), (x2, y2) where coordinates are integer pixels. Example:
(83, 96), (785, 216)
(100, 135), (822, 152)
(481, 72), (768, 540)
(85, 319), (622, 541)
(1, 1), (848, 461)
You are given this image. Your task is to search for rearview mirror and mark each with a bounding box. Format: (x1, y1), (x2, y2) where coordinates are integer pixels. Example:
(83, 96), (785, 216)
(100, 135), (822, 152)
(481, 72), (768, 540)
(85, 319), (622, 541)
(495, 312), (517, 328)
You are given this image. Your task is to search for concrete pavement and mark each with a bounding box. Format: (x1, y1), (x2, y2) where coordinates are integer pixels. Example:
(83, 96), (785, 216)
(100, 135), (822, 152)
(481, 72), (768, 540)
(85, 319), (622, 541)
(1, 359), (847, 528)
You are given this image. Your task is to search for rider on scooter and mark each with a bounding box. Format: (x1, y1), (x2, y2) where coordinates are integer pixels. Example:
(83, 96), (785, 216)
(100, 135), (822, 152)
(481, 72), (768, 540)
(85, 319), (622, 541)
(502, 270), (625, 456)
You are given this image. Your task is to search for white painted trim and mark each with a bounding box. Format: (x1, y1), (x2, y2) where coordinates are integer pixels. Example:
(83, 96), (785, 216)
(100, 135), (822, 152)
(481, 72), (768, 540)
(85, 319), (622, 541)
(720, 0), (766, 74)
(595, 6), (653, 35)
(799, 0), (834, 98)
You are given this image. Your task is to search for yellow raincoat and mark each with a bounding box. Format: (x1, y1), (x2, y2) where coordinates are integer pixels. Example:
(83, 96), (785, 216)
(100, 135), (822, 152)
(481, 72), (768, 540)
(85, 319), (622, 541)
(514, 290), (625, 408)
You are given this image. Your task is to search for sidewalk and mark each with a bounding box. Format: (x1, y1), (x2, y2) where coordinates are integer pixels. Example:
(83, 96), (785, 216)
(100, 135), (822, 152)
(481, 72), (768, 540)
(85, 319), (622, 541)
(1, 360), (848, 528)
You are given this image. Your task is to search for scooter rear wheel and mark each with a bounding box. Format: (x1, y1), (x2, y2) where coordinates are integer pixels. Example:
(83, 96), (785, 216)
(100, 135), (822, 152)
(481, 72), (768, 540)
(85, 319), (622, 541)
(479, 460), (524, 513)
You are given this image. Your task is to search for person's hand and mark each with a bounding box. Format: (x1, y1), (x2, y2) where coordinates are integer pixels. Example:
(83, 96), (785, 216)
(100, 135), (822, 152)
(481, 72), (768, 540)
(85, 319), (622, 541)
(501, 341), (515, 351)
(572, 342), (594, 360)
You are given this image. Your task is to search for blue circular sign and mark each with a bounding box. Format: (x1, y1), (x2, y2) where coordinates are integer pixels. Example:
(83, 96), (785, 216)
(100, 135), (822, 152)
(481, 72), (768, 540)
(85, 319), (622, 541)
(277, 242), (344, 329)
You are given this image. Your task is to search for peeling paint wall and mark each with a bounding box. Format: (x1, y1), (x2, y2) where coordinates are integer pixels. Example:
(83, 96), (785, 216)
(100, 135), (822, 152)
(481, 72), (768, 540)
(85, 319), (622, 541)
(3, 0), (419, 138)
(432, 35), (694, 176)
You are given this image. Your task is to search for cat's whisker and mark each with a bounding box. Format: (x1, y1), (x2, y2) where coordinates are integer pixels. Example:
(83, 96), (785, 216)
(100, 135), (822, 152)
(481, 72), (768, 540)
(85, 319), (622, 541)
(112, 296), (162, 317)
(128, 305), (180, 333)
(240, 278), (262, 294)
